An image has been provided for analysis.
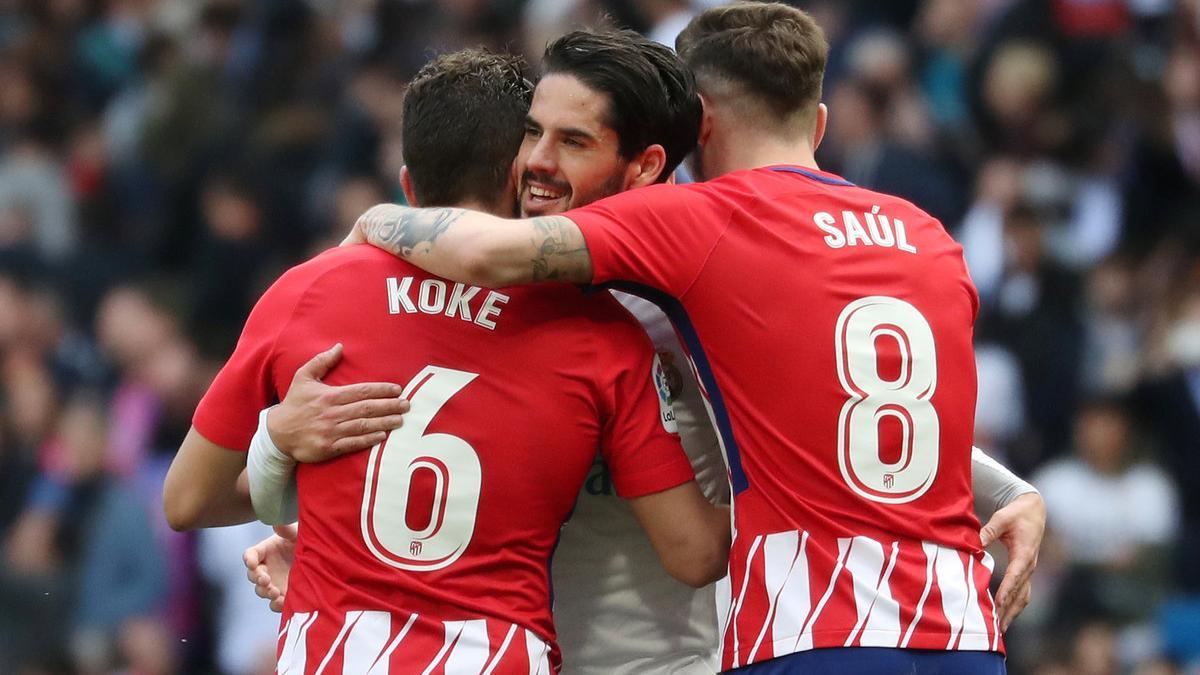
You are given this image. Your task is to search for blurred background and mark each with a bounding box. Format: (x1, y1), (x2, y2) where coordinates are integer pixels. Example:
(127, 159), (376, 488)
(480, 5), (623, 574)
(0, 0), (1196, 673)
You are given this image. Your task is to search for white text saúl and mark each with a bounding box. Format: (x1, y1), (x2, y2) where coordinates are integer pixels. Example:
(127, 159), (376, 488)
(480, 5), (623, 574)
(814, 206), (917, 254)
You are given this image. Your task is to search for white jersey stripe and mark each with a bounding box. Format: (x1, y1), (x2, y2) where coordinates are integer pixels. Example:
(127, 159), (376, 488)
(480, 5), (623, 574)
(279, 612), (317, 675)
(795, 537), (851, 653)
(842, 536), (886, 646)
(341, 610), (390, 674)
(982, 554), (1001, 651)
(858, 541), (902, 647)
(315, 610), (357, 675)
(371, 613), (418, 674)
(479, 625), (518, 675)
(769, 532), (812, 659)
(749, 530), (801, 661)
(957, 556), (991, 650)
(900, 542), (939, 648)
(729, 535), (763, 667)
(443, 620), (490, 673)
(934, 546), (971, 649)
(420, 621), (464, 675)
(524, 629), (551, 675)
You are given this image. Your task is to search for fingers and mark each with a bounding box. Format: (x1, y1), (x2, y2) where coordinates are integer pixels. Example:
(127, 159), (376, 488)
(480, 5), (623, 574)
(244, 552), (261, 584)
(980, 524), (998, 548)
(995, 548), (1035, 626)
(334, 412), (407, 437)
(243, 546), (260, 571)
(253, 570), (274, 599)
(327, 383), (407, 406)
(979, 510), (1011, 548)
(274, 523), (298, 541)
(330, 432), (388, 456)
(295, 344), (343, 382)
(1001, 581), (1033, 631)
(270, 593), (286, 613)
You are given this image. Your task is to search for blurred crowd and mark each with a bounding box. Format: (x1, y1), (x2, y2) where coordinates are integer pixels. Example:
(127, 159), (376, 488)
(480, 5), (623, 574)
(0, 0), (1196, 673)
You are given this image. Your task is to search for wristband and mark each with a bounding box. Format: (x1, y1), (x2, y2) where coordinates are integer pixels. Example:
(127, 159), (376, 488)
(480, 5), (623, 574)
(247, 406), (300, 525)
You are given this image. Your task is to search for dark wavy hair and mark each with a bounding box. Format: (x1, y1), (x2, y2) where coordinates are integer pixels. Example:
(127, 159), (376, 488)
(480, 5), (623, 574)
(543, 29), (702, 181)
(402, 49), (533, 206)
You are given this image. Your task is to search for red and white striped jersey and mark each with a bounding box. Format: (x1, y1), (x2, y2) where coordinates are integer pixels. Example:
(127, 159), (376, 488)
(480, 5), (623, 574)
(276, 611), (555, 675)
(193, 246), (697, 673)
(715, 534), (999, 668)
(570, 166), (1003, 670)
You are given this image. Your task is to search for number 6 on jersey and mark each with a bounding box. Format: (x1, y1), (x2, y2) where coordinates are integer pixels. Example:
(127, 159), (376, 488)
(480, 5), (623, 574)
(362, 366), (482, 571)
(835, 296), (940, 504)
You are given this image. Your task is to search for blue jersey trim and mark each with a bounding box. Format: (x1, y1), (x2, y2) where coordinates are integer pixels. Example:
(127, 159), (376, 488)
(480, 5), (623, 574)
(601, 281), (750, 495)
(770, 166), (856, 187)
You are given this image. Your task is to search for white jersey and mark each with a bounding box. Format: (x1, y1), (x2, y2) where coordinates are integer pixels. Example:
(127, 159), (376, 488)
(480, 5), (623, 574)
(551, 292), (730, 675)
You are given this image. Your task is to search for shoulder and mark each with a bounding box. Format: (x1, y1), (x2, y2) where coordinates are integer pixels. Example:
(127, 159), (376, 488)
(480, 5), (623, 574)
(259, 245), (412, 308)
(568, 179), (724, 219)
(274, 245), (405, 287)
(1127, 463), (1176, 490)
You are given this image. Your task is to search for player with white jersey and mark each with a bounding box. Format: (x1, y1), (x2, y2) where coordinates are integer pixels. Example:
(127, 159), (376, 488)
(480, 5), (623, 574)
(249, 23), (1044, 675)
(164, 49), (730, 674)
(338, 4), (1046, 673)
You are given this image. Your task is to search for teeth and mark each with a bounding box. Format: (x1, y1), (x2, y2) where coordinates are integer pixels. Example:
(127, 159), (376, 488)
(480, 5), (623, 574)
(529, 186), (563, 199)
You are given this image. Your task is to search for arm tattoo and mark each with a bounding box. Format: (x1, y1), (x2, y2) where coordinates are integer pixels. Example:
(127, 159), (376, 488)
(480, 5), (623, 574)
(360, 204), (464, 259)
(530, 216), (590, 282)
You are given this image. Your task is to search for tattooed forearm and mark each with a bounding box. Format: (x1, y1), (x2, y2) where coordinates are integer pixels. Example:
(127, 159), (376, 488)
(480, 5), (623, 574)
(530, 216), (591, 282)
(359, 204), (465, 259)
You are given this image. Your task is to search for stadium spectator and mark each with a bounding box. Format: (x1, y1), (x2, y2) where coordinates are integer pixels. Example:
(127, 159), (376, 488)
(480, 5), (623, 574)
(1035, 397), (1178, 626)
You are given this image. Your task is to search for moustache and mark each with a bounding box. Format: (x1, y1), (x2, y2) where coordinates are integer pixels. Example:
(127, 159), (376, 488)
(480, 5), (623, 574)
(521, 171), (571, 194)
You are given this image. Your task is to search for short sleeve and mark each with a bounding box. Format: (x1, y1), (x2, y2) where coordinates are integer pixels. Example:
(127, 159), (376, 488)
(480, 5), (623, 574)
(568, 182), (731, 298)
(192, 272), (310, 451)
(595, 307), (696, 498)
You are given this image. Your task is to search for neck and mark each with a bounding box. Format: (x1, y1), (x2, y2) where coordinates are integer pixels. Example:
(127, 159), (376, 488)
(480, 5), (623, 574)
(706, 124), (819, 177)
(452, 198), (504, 217)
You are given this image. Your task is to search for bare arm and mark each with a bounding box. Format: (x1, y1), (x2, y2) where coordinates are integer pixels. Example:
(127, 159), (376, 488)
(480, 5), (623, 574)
(163, 427), (254, 530)
(628, 481), (731, 587)
(350, 204), (592, 288)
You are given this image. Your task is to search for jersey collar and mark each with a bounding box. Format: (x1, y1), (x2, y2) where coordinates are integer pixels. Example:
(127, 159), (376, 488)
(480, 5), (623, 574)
(767, 165), (855, 187)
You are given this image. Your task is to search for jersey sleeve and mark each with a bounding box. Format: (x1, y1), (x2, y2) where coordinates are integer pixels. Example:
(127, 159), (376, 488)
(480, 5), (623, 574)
(192, 270), (312, 451)
(567, 181), (731, 298)
(594, 306), (696, 498)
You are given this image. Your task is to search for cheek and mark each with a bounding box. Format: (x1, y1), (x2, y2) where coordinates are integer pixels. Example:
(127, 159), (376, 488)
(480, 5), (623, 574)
(514, 141), (535, 177)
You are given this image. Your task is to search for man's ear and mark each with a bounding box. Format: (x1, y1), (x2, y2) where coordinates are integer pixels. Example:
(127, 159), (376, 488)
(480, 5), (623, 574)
(625, 144), (668, 189)
(812, 102), (828, 152)
(698, 93), (715, 148)
(399, 166), (419, 207)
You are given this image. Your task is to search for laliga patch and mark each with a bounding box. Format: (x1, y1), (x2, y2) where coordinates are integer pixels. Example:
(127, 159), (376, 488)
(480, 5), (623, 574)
(652, 353), (679, 433)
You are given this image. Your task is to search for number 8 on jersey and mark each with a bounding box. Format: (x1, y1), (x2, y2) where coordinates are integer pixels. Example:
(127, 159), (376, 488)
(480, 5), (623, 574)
(835, 296), (939, 504)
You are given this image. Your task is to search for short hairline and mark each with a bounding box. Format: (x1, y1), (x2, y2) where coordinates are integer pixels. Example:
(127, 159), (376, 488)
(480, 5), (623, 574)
(692, 67), (816, 136)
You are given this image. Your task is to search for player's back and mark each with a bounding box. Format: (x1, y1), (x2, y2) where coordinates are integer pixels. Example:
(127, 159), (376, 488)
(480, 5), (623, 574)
(255, 245), (688, 673)
(572, 165), (998, 669)
(683, 167), (994, 665)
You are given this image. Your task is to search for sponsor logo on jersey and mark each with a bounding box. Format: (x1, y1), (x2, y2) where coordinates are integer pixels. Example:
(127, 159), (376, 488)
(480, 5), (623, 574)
(653, 353), (679, 433)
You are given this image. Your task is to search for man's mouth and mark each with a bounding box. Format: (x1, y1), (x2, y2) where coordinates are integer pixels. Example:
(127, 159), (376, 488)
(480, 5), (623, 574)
(527, 184), (567, 201)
